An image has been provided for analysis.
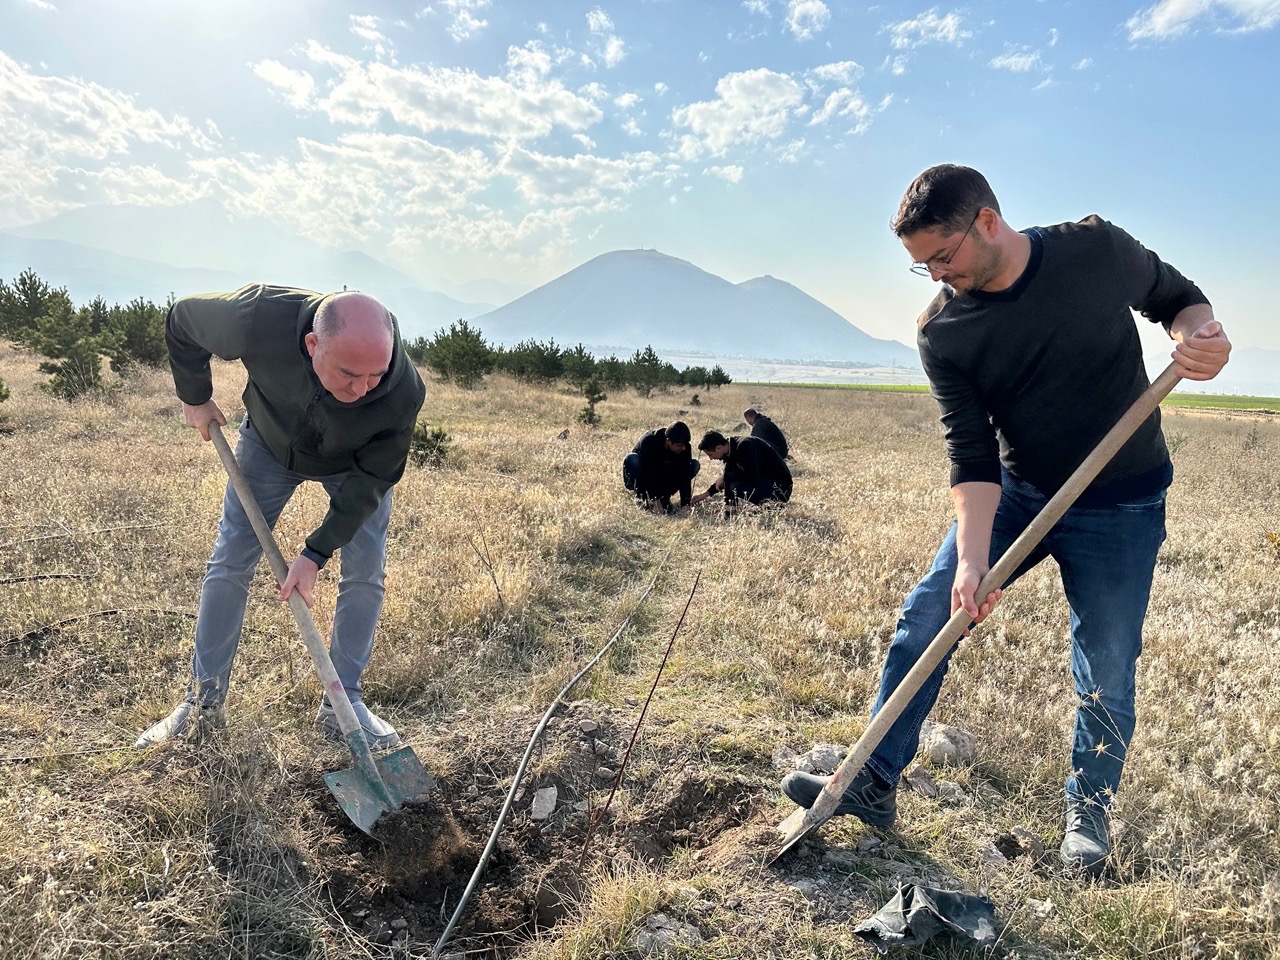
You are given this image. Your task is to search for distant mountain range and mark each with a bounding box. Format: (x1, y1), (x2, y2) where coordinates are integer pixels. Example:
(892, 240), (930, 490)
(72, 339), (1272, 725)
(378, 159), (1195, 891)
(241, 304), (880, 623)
(1, 200), (918, 368)
(4, 201), (1278, 393)
(471, 248), (918, 366)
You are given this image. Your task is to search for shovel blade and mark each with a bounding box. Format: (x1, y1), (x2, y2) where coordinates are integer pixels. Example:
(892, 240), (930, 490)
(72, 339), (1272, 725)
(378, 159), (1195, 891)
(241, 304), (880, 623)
(768, 805), (827, 865)
(323, 745), (437, 836)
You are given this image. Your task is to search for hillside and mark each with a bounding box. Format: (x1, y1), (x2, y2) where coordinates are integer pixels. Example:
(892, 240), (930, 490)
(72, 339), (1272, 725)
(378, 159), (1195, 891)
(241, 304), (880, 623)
(471, 248), (918, 367)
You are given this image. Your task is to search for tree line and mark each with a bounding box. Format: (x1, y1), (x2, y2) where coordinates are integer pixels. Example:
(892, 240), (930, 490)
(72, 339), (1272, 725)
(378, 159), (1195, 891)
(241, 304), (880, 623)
(404, 319), (732, 396)
(0, 269), (732, 411)
(0, 268), (169, 400)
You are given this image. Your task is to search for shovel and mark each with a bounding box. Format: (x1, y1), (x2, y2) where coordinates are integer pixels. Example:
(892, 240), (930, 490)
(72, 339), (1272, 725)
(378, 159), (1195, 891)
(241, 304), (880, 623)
(209, 422), (435, 836)
(772, 362), (1183, 863)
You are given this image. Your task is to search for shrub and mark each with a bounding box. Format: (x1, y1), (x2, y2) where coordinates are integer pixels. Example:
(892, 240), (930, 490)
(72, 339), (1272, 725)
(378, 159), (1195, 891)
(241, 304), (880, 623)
(103, 297), (167, 373)
(627, 346), (664, 397)
(409, 420), (453, 468)
(0, 376), (8, 404)
(31, 295), (110, 401)
(577, 376), (607, 426)
(419, 319), (494, 389)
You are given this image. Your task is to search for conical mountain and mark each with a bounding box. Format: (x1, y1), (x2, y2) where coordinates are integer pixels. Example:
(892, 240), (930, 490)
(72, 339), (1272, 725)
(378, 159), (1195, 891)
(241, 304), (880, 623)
(471, 248), (916, 365)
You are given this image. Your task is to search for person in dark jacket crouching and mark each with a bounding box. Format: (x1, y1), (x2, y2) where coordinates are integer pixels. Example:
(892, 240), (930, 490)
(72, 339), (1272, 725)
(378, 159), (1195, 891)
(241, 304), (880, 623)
(136, 284), (425, 752)
(744, 408), (788, 460)
(691, 430), (792, 508)
(622, 420), (700, 513)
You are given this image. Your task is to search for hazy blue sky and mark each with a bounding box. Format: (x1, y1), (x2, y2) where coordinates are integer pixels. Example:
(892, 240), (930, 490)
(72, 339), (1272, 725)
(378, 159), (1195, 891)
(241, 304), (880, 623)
(2, 0), (1278, 353)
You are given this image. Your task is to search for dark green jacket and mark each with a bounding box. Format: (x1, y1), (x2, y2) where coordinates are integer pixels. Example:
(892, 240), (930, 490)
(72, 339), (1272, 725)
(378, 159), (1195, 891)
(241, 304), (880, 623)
(166, 284), (426, 560)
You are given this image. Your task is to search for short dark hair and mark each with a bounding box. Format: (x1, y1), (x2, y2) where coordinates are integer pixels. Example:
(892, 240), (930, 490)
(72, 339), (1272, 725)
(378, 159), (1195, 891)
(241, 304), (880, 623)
(666, 420), (691, 446)
(743, 408), (758, 420)
(890, 164), (1001, 237)
(698, 430), (728, 452)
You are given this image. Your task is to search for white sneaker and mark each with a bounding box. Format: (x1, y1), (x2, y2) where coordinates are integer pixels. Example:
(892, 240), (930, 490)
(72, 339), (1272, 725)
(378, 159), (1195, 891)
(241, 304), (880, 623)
(314, 699), (401, 750)
(134, 702), (225, 748)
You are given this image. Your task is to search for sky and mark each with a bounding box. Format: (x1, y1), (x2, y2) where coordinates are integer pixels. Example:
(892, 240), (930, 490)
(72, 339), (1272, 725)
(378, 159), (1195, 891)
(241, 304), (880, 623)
(2, 0), (1279, 355)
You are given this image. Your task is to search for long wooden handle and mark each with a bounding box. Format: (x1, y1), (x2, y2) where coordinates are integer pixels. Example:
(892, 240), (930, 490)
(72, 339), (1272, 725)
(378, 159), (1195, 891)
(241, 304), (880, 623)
(804, 362), (1182, 824)
(208, 423), (377, 759)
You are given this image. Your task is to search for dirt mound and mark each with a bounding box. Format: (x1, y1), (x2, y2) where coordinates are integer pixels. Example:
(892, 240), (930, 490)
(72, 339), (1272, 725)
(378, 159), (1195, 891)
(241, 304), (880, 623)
(313, 700), (759, 955)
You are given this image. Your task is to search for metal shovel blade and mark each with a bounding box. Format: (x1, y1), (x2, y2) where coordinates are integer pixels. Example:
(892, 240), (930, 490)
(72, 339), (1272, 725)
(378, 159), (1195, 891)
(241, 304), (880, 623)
(768, 363), (1183, 865)
(324, 745), (438, 836)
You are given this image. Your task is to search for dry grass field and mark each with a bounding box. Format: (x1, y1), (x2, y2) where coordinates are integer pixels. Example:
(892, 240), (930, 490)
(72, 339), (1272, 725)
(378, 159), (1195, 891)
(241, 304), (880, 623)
(1, 340), (1278, 960)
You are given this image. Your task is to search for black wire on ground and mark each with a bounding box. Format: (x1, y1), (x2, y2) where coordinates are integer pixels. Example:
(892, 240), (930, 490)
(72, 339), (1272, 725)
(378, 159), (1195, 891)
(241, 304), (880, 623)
(578, 568), (701, 869)
(429, 561), (668, 960)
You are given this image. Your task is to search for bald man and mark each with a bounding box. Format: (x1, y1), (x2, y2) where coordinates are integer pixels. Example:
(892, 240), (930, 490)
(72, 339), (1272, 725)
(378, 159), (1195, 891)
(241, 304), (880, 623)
(136, 285), (426, 750)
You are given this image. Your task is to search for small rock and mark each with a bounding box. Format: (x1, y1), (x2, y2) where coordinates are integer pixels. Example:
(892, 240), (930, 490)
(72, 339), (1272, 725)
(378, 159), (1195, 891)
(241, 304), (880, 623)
(389, 917), (409, 930)
(531, 786), (558, 821)
(1029, 897), (1054, 919)
(771, 744), (799, 771)
(593, 739), (610, 756)
(573, 799), (590, 812)
(578, 719), (600, 734)
(855, 835), (883, 853)
(465, 784), (479, 797)
(918, 720), (978, 767)
(789, 879), (822, 899)
(634, 913), (702, 957)
(903, 766), (939, 798)
(375, 927), (393, 946)
(595, 766), (617, 781)
(803, 742), (845, 774)
(978, 841), (1008, 865)
(937, 780), (966, 804)
(557, 429), (570, 440)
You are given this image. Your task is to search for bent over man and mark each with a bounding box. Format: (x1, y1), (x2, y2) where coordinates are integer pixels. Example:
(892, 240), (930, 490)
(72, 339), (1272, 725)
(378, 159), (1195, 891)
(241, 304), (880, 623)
(781, 164), (1229, 875)
(692, 431), (792, 507)
(137, 284), (426, 750)
(744, 408), (788, 460)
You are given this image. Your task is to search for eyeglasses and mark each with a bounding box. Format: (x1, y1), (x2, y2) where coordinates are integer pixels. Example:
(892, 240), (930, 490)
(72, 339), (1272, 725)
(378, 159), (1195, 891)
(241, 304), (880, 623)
(909, 212), (979, 277)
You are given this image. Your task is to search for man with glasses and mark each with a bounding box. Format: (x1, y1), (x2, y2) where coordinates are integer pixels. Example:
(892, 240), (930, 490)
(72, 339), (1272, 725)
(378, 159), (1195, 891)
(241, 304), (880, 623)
(780, 164), (1230, 875)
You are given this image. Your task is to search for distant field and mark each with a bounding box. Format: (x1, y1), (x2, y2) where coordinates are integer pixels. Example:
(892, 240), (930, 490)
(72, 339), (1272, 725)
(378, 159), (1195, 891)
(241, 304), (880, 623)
(739, 380), (1280, 412)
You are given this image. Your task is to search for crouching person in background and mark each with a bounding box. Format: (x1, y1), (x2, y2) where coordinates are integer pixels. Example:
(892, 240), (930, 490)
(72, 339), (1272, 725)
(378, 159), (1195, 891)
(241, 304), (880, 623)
(622, 420), (700, 514)
(136, 284), (425, 751)
(691, 430), (793, 510)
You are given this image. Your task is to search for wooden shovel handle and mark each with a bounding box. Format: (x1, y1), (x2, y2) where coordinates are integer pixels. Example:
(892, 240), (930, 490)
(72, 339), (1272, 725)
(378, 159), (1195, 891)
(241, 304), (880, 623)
(804, 362), (1183, 824)
(208, 423), (371, 752)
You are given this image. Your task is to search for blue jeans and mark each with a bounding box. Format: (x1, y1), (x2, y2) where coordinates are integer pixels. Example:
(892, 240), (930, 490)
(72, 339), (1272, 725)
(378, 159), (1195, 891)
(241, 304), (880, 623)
(865, 470), (1167, 807)
(187, 419), (391, 706)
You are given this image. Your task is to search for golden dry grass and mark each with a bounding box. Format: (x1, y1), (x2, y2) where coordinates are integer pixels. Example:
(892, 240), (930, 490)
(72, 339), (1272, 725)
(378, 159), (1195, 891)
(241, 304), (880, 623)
(2, 339), (1279, 959)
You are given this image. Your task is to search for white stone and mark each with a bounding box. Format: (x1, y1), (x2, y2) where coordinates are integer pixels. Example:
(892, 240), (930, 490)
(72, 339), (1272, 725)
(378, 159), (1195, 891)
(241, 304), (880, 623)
(530, 786), (558, 821)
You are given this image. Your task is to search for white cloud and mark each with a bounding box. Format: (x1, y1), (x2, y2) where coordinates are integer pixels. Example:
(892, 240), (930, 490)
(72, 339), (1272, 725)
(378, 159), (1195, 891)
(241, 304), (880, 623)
(586, 7), (627, 68)
(884, 9), (971, 49)
(586, 7), (613, 32)
(786, 0), (830, 40)
(885, 54), (909, 75)
(654, 81), (669, 96)
(614, 92), (641, 109)
(437, 0), (492, 42)
(1127, 0), (1280, 38)
(706, 164), (744, 182)
(621, 117), (643, 136)
(498, 143), (662, 206)
(303, 40), (602, 142)
(1048, 27), (1060, 46)
(350, 14), (388, 46)
(1074, 57), (1094, 69)
(0, 51), (212, 224)
(1033, 77), (1055, 90)
(808, 88), (871, 128)
(671, 68), (805, 158)
(808, 60), (864, 84)
(742, 0), (770, 15)
(572, 133), (596, 149)
(24, 0), (56, 9)
(989, 49), (1043, 72)
(252, 60), (316, 110)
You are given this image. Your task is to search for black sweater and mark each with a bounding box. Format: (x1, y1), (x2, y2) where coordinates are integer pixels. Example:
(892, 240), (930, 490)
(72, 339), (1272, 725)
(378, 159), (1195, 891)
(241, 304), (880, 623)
(750, 414), (788, 460)
(917, 217), (1207, 498)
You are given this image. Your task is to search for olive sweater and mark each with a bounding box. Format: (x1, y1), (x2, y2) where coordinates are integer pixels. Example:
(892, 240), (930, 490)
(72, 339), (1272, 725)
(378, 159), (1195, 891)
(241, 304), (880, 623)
(166, 284), (426, 561)
(917, 217), (1208, 500)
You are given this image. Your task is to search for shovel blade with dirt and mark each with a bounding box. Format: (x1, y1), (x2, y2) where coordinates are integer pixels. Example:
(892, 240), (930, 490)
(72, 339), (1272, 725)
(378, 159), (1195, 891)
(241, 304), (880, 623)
(210, 423), (435, 836)
(772, 362), (1183, 863)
